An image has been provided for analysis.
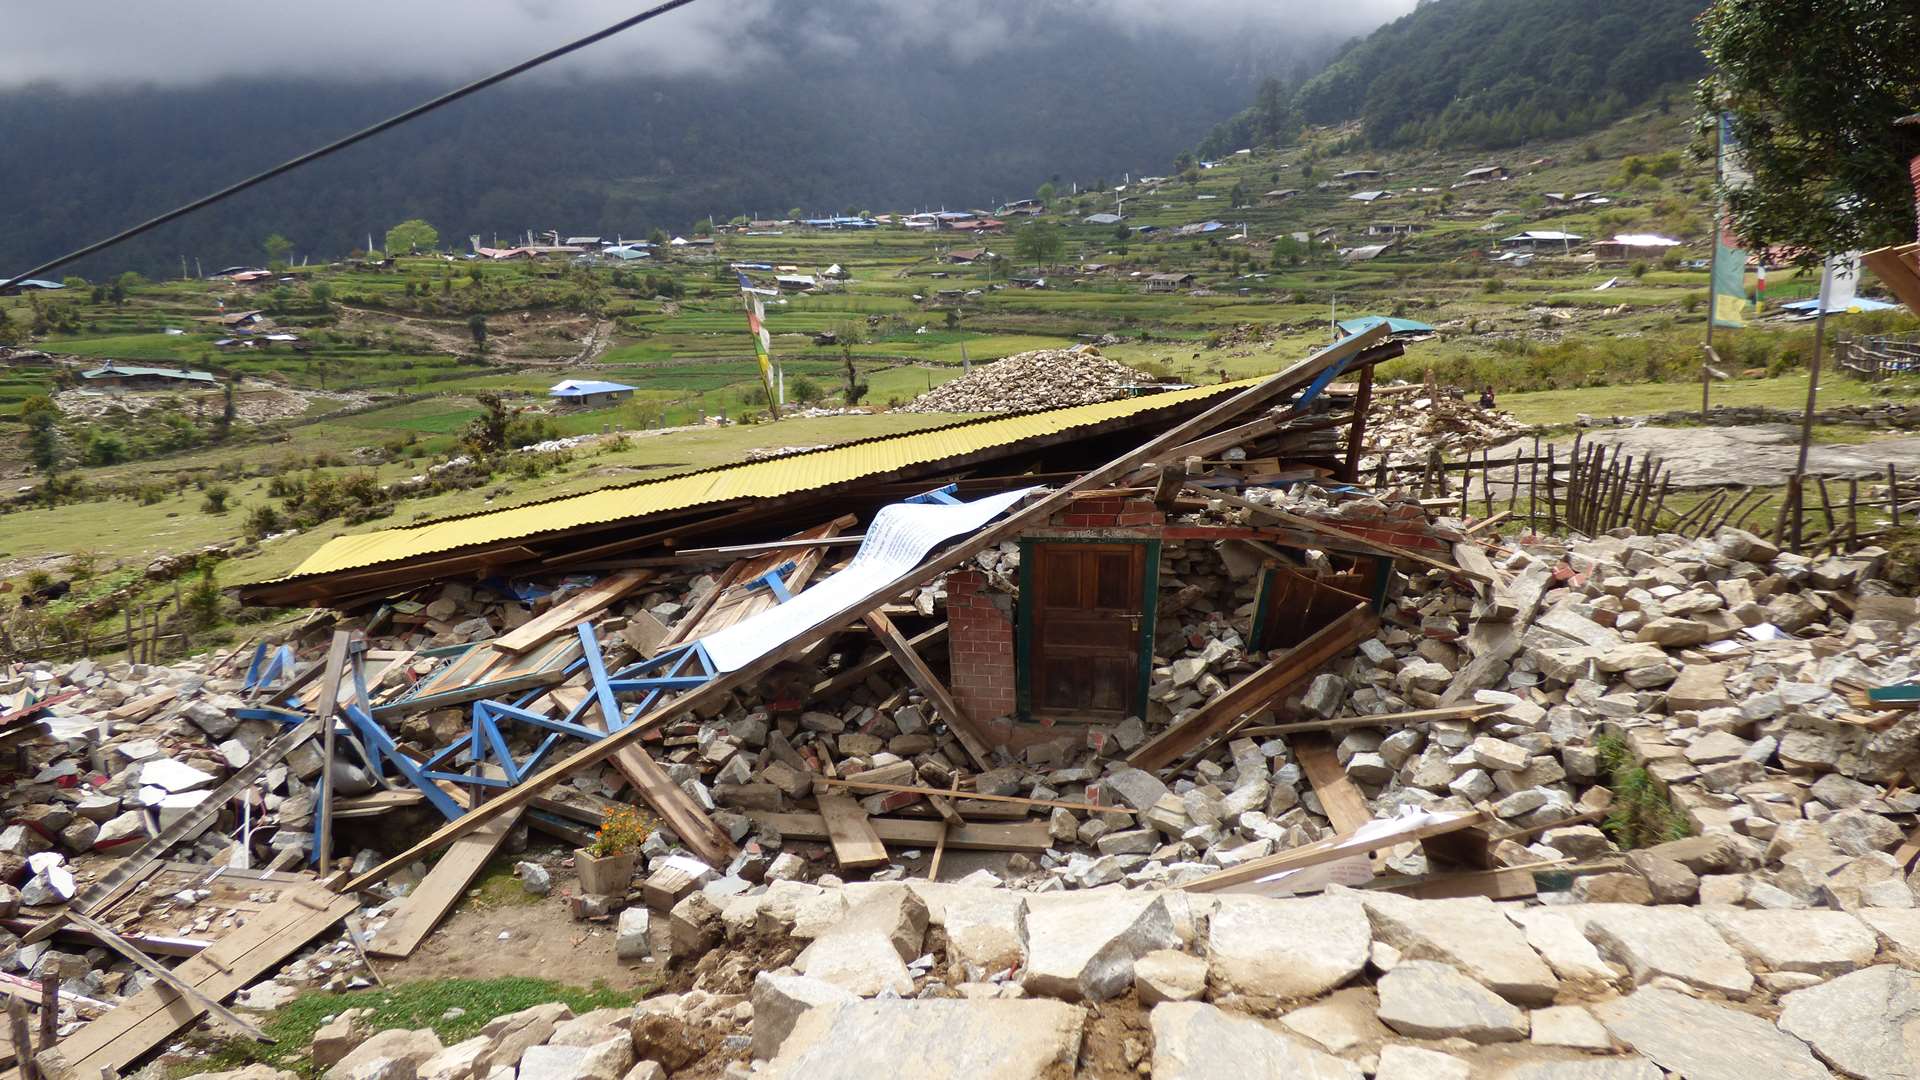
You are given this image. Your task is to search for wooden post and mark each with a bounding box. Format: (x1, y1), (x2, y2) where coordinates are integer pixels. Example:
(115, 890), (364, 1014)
(1815, 475), (1837, 544)
(1507, 449), (1520, 515)
(1480, 449), (1493, 517)
(1848, 477), (1860, 550)
(1528, 436), (1541, 526)
(1341, 364), (1372, 484)
(9, 997), (37, 1080)
(123, 606), (134, 665)
(1545, 444), (1559, 533)
(1458, 456), (1471, 517)
(37, 977), (55, 1052)
(1891, 464), (1903, 528)
(1796, 279), (1830, 476)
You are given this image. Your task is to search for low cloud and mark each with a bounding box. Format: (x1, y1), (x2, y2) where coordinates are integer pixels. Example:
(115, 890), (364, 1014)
(0, 0), (1415, 88)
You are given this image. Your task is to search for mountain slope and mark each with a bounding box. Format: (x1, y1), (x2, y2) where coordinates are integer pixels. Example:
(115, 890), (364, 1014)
(1206, 0), (1707, 153)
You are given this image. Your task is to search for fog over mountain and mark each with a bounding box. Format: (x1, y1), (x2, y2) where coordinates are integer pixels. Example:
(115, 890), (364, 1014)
(1, 0), (1417, 277)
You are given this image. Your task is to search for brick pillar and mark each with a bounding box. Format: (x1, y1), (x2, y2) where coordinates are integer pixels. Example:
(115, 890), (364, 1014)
(945, 570), (1016, 722)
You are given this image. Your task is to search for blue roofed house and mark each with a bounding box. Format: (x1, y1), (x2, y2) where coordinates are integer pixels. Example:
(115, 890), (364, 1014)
(1334, 316), (1437, 340)
(549, 379), (637, 410)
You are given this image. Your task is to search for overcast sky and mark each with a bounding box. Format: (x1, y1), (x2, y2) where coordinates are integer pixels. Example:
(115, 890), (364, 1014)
(0, 0), (1420, 88)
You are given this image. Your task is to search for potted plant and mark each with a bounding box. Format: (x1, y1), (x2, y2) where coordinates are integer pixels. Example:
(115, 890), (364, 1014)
(576, 806), (649, 895)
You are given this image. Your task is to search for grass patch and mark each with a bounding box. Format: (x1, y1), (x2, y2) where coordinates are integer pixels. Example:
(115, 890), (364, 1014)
(168, 977), (640, 1079)
(1594, 733), (1691, 849)
(469, 855), (545, 909)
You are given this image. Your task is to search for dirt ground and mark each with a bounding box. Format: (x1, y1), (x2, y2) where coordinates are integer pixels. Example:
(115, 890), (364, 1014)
(1492, 423), (1920, 488)
(374, 877), (669, 993)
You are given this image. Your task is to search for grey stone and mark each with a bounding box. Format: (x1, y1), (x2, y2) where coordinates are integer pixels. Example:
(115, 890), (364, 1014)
(1375, 1045), (1470, 1080)
(324, 1029), (444, 1080)
(516, 861), (552, 896)
(476, 1002), (574, 1073)
(1276, 988), (1391, 1054)
(941, 888), (1026, 977)
(614, 907), (651, 962)
(1704, 909), (1878, 976)
(762, 999), (1085, 1080)
(1375, 960), (1528, 1043)
(1776, 965), (1920, 1080)
(750, 973), (857, 1060)
(1023, 891), (1179, 1001)
(1528, 1004), (1612, 1051)
(1206, 894), (1369, 1001)
(1493, 1061), (1662, 1080)
(417, 1037), (492, 1080)
(1575, 904), (1755, 996)
(1860, 908), (1920, 967)
(1104, 767), (1171, 812)
(1150, 1002), (1362, 1080)
(1358, 891), (1559, 1005)
(1132, 949), (1207, 1005)
(1594, 987), (1827, 1080)
(1507, 909), (1616, 985)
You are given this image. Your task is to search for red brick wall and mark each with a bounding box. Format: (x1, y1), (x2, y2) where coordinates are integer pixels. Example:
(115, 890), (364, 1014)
(946, 570), (1016, 722)
(1049, 496), (1165, 529)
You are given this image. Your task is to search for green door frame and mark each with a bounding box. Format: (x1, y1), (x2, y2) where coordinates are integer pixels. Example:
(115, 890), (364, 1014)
(1016, 537), (1161, 721)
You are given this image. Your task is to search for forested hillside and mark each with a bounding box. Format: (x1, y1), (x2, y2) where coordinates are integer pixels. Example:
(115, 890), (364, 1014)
(0, 7), (1341, 281)
(1201, 0), (1706, 155)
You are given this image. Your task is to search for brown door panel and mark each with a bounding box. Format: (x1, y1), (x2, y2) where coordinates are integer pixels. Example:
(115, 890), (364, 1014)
(1031, 543), (1146, 718)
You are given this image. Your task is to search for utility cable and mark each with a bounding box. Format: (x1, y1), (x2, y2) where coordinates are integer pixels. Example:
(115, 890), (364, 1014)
(1, 0), (705, 289)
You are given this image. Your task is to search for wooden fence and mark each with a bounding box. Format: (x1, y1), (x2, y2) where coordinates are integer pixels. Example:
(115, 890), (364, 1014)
(1838, 331), (1920, 381)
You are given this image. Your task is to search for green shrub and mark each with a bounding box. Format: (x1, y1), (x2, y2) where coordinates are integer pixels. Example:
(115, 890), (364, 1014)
(200, 485), (230, 515)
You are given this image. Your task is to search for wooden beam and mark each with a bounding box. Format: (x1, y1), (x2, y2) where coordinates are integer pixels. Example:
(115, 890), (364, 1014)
(863, 610), (994, 769)
(365, 808), (522, 959)
(1182, 810), (1489, 893)
(817, 793), (888, 869)
(1128, 605), (1378, 772)
(490, 569), (652, 654)
(1293, 733), (1372, 833)
(809, 623), (947, 700)
(338, 327), (1393, 895)
(1234, 703), (1497, 738)
(748, 811), (1054, 852)
(313, 631), (353, 875)
(42, 886), (353, 1079)
(814, 777), (1132, 815)
(63, 913), (267, 1043)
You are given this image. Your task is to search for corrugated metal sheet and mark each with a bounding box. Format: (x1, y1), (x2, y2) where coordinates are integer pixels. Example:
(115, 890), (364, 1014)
(266, 379), (1258, 584)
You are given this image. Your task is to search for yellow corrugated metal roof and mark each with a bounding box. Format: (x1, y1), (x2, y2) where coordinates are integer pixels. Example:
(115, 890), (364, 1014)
(265, 379), (1259, 585)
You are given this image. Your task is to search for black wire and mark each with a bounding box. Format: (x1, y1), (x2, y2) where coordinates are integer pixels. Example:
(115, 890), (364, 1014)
(0, 0), (705, 290)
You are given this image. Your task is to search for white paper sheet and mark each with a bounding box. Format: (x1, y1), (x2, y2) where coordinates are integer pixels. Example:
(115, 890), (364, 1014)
(700, 486), (1041, 672)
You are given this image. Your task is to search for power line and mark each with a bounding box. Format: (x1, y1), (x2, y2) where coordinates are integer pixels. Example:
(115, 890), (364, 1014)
(1, 0), (706, 290)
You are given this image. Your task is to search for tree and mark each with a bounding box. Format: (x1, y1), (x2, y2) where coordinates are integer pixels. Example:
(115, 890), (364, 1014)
(216, 380), (237, 440)
(1013, 220), (1065, 271)
(468, 314), (488, 350)
(841, 346), (869, 406)
(20, 395), (59, 476)
(790, 376), (824, 405)
(1035, 181), (1056, 204)
(648, 227), (669, 247)
(384, 219), (439, 255)
(462, 392), (513, 454)
(693, 218), (714, 237)
(1698, 0), (1920, 257)
(263, 233), (293, 268)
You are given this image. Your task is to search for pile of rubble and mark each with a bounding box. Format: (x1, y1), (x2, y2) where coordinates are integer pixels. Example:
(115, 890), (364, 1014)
(899, 347), (1157, 414)
(13, 482), (1920, 1076)
(1365, 386), (1531, 461)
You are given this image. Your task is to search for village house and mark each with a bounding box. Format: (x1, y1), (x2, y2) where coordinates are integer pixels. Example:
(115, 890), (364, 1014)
(547, 379), (636, 410)
(1348, 190), (1394, 203)
(1334, 168), (1382, 182)
(78, 361), (218, 392)
(1365, 222), (1423, 237)
(1144, 272), (1196, 293)
(1461, 164), (1509, 181)
(1261, 189), (1299, 204)
(1499, 229), (1584, 252)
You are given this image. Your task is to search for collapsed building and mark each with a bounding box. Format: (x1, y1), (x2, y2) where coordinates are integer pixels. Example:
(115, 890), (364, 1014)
(5, 322), (1920, 1078)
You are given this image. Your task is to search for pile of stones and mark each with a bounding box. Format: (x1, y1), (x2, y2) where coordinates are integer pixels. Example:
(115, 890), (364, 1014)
(898, 347), (1158, 414)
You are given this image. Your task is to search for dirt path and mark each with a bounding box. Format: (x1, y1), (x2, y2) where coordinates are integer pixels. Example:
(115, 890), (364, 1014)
(1491, 424), (1920, 488)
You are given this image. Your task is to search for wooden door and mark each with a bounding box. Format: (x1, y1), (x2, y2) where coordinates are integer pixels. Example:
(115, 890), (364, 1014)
(1030, 543), (1147, 719)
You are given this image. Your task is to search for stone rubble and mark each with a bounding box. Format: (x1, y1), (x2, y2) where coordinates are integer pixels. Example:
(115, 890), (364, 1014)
(898, 345), (1158, 413)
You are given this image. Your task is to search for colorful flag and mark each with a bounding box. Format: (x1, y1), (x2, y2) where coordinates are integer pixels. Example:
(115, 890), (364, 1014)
(1711, 115), (1754, 329)
(738, 272), (780, 414)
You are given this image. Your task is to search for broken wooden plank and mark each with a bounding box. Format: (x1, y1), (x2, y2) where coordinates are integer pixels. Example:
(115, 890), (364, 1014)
(491, 569), (653, 655)
(1234, 703), (1498, 739)
(1128, 605), (1379, 772)
(863, 610), (994, 769)
(1293, 733), (1372, 834)
(366, 808), (523, 959)
(64, 912), (267, 1043)
(340, 328), (1395, 894)
(817, 793), (888, 869)
(313, 631), (353, 875)
(1182, 810), (1490, 894)
(1368, 864), (1539, 901)
(749, 811), (1054, 852)
(44, 885), (353, 1079)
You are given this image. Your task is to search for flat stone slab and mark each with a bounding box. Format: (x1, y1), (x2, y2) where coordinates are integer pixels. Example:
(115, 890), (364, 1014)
(1861, 908), (1920, 968)
(1571, 904), (1755, 996)
(1776, 965), (1920, 1080)
(1375, 960), (1529, 1043)
(1206, 894), (1369, 1000)
(1359, 892), (1559, 1004)
(1150, 1002), (1362, 1080)
(1506, 909), (1617, 985)
(1594, 987), (1828, 1080)
(1703, 908), (1879, 976)
(761, 999), (1085, 1080)
(1023, 891), (1178, 1001)
(940, 888), (1027, 978)
(1490, 1060), (1663, 1080)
